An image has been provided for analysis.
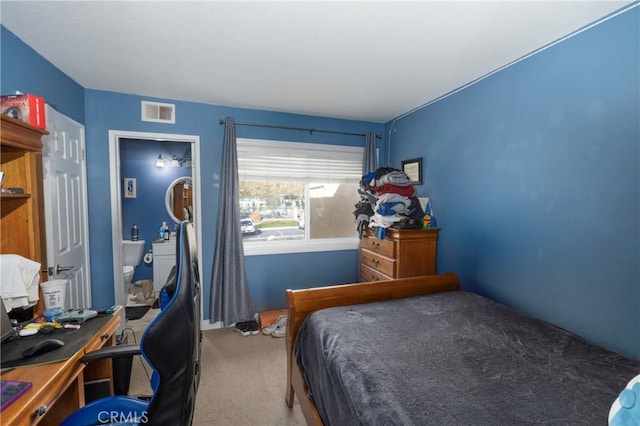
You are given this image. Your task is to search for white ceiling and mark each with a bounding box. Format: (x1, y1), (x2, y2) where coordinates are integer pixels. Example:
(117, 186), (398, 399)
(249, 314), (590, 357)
(0, 1), (632, 123)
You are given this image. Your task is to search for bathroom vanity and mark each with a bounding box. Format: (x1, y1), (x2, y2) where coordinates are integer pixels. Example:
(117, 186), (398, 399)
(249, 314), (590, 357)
(152, 240), (176, 292)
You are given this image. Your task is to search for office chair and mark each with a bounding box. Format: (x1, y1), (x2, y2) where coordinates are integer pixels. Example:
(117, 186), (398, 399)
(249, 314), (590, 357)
(61, 221), (202, 426)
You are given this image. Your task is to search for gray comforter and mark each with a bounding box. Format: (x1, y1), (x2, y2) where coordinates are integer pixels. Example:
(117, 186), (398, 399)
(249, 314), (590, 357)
(294, 291), (639, 425)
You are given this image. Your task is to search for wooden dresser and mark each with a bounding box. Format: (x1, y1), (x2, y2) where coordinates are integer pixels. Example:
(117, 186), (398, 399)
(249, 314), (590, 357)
(360, 227), (439, 282)
(0, 114), (49, 315)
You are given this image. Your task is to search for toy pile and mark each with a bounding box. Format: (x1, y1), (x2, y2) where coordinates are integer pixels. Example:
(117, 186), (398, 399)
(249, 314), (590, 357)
(354, 167), (425, 239)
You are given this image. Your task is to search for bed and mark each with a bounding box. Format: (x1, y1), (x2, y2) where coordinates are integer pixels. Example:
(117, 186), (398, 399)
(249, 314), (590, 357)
(285, 273), (639, 425)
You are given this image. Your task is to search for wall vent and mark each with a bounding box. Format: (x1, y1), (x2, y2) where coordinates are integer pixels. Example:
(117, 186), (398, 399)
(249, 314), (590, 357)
(141, 101), (175, 123)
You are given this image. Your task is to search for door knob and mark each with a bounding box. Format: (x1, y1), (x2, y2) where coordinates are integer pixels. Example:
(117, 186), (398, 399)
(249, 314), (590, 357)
(48, 265), (74, 275)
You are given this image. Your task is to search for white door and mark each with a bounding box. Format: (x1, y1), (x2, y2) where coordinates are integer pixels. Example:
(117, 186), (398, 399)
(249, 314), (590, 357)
(42, 105), (91, 309)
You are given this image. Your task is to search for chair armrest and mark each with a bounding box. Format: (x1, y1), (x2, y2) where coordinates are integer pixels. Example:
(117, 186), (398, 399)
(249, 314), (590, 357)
(80, 344), (141, 364)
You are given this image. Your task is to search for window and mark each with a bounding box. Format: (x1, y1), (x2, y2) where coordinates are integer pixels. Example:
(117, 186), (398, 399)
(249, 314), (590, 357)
(237, 138), (362, 255)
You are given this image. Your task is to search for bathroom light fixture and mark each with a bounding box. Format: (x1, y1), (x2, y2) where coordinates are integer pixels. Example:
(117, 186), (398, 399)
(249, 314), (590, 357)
(170, 155), (191, 168)
(155, 153), (191, 168)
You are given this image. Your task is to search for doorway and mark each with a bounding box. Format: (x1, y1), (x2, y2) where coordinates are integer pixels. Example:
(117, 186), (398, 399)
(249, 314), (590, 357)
(108, 130), (202, 309)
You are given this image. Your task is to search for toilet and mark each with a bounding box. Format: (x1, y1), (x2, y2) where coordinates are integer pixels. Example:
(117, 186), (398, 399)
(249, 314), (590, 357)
(122, 240), (145, 299)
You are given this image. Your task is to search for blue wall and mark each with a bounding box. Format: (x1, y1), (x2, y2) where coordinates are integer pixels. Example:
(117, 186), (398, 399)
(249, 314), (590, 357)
(84, 90), (383, 316)
(0, 25), (383, 320)
(120, 138), (192, 281)
(385, 8), (639, 358)
(3, 7), (638, 359)
(1, 26), (85, 123)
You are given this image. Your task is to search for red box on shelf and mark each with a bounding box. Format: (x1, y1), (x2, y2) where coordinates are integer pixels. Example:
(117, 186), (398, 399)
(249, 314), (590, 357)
(0, 94), (46, 129)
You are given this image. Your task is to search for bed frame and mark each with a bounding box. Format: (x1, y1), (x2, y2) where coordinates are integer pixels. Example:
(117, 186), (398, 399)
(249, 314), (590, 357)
(285, 273), (461, 425)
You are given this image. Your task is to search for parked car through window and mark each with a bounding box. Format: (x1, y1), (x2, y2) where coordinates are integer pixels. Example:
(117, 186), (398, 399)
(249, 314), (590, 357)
(240, 219), (256, 235)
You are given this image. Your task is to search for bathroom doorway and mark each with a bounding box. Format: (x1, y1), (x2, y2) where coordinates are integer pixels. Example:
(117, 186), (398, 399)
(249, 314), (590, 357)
(108, 130), (202, 309)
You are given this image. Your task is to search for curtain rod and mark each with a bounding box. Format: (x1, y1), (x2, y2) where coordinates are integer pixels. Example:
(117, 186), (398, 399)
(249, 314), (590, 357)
(218, 119), (381, 139)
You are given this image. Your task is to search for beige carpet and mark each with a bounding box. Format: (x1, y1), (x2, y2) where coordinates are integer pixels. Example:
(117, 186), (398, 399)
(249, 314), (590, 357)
(126, 309), (305, 426)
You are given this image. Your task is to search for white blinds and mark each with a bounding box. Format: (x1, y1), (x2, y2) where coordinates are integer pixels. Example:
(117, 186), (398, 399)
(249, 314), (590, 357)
(237, 139), (364, 184)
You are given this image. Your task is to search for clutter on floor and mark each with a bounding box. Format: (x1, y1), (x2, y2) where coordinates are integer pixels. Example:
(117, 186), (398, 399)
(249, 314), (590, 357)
(262, 315), (286, 338)
(258, 309), (287, 330)
(125, 280), (157, 321)
(234, 310), (288, 338)
(128, 280), (154, 303)
(234, 319), (259, 336)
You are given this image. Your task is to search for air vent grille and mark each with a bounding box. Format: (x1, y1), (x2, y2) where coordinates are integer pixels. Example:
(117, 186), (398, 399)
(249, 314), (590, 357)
(141, 101), (175, 123)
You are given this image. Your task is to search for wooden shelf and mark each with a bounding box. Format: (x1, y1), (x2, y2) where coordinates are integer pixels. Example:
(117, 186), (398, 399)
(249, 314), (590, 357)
(0, 192), (31, 199)
(0, 114), (46, 150)
(1, 114), (49, 317)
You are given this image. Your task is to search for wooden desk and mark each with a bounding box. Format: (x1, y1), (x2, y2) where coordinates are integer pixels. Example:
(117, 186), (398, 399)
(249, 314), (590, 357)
(1, 309), (122, 425)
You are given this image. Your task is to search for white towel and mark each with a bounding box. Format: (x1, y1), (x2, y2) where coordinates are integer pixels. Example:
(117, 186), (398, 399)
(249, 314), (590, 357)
(0, 254), (41, 312)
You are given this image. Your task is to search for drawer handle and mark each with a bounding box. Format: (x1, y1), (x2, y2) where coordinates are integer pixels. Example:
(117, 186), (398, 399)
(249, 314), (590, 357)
(36, 405), (48, 417)
(371, 241), (380, 248)
(372, 259), (380, 266)
(101, 333), (110, 340)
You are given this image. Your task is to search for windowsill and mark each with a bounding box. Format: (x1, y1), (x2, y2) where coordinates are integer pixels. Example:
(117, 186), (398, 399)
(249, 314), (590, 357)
(243, 237), (360, 256)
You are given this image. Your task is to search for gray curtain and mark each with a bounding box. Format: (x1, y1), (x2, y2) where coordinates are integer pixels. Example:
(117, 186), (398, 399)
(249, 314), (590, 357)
(210, 117), (255, 325)
(363, 131), (377, 175)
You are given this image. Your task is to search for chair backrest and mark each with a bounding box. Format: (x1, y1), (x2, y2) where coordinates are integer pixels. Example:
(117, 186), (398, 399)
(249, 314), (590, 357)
(140, 221), (201, 425)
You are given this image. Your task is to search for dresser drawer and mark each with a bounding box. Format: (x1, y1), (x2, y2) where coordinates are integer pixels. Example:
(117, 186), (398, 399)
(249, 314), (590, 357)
(362, 234), (395, 258)
(360, 264), (392, 282)
(360, 249), (395, 277)
(360, 228), (439, 282)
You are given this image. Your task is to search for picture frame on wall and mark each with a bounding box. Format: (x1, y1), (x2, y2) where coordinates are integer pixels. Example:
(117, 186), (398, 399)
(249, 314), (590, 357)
(124, 177), (137, 198)
(402, 157), (423, 185)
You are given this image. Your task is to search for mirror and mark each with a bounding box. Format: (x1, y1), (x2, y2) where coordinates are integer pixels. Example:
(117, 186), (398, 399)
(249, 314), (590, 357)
(166, 176), (193, 223)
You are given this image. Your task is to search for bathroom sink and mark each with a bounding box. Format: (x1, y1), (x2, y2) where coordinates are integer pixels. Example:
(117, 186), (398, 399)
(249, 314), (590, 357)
(153, 240), (176, 256)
